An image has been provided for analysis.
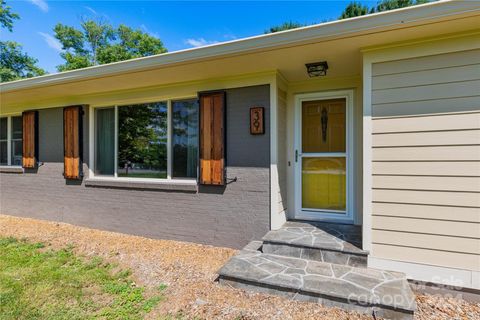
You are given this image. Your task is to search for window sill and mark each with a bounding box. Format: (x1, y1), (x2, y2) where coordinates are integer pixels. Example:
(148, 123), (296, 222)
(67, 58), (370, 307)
(0, 166), (24, 174)
(84, 177), (198, 192)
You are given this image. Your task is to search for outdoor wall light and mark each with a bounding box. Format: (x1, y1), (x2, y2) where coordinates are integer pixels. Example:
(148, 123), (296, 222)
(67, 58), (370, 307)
(305, 61), (329, 77)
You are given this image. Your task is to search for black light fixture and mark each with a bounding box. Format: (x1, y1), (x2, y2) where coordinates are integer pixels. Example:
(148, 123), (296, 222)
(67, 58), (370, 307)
(305, 61), (329, 77)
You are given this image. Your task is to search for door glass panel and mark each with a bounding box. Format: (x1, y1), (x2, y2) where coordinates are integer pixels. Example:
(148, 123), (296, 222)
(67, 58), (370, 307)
(302, 98), (345, 153)
(302, 157), (346, 211)
(300, 97), (347, 215)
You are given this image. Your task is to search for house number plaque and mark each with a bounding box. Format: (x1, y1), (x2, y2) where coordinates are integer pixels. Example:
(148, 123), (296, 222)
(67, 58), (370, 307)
(250, 107), (265, 135)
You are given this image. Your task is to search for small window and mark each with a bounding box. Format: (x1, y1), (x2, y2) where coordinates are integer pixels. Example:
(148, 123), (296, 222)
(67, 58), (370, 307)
(172, 99), (198, 178)
(95, 108), (115, 176)
(11, 116), (23, 166)
(0, 116), (23, 166)
(0, 118), (7, 165)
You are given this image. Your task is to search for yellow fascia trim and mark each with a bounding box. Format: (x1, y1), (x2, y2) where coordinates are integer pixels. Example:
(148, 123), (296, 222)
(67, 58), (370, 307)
(288, 75), (361, 88)
(100, 70), (278, 96)
(87, 70), (277, 108)
(0, 70), (278, 115)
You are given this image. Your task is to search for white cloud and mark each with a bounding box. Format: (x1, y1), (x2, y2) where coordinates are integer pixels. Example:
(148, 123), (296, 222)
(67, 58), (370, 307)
(84, 6), (97, 15)
(184, 38), (218, 48)
(140, 24), (159, 38)
(28, 0), (48, 12)
(223, 34), (237, 40)
(38, 32), (62, 52)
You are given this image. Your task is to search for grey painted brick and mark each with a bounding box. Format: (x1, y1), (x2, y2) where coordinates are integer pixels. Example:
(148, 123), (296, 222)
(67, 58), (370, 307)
(0, 85), (270, 249)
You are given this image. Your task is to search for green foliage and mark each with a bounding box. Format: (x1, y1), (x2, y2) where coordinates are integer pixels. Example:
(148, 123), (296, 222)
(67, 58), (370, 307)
(0, 0), (18, 31)
(372, 0), (431, 15)
(0, 237), (165, 319)
(0, 41), (46, 82)
(265, 21), (304, 34)
(339, 1), (369, 19)
(374, 0), (429, 12)
(54, 19), (167, 71)
(0, 0), (46, 82)
(117, 104), (167, 173)
(270, 1), (433, 31)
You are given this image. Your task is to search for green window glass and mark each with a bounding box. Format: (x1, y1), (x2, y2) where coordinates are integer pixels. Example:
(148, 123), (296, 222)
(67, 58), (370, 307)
(95, 108), (115, 176)
(117, 102), (168, 179)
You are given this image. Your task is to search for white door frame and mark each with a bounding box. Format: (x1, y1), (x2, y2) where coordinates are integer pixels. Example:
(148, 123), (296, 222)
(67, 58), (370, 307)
(293, 90), (354, 223)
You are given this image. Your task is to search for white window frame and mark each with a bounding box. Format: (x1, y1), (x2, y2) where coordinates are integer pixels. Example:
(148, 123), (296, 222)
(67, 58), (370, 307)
(0, 114), (22, 167)
(293, 90), (355, 223)
(88, 97), (199, 184)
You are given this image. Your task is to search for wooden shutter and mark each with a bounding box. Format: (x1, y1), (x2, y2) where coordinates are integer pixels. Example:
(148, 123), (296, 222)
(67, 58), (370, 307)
(63, 106), (83, 179)
(199, 91), (225, 185)
(22, 111), (38, 168)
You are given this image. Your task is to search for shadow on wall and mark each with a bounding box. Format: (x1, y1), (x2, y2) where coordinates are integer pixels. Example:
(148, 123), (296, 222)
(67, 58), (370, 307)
(23, 168), (39, 174)
(39, 108), (64, 163)
(38, 106), (90, 164)
(66, 179), (83, 186)
(198, 185), (227, 195)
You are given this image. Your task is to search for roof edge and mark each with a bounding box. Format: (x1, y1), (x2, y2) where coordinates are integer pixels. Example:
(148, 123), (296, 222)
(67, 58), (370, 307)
(1, 0), (477, 93)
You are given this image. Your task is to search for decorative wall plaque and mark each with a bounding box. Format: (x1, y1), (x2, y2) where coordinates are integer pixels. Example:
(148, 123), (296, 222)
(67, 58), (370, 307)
(250, 107), (264, 135)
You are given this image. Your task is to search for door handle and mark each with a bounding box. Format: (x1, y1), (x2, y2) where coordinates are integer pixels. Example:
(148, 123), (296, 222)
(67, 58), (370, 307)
(295, 150), (298, 162)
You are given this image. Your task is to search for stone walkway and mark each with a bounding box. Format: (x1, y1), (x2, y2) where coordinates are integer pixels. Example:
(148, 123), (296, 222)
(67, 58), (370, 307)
(262, 221), (368, 267)
(219, 241), (416, 319)
(219, 221), (418, 319)
(263, 221), (365, 254)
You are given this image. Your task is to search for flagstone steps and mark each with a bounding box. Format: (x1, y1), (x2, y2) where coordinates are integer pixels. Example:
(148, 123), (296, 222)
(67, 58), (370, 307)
(218, 221), (417, 319)
(218, 241), (416, 320)
(262, 221), (368, 267)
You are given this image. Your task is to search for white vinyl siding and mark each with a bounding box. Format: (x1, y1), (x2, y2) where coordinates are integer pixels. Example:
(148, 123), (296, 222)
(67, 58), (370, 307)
(370, 48), (480, 272)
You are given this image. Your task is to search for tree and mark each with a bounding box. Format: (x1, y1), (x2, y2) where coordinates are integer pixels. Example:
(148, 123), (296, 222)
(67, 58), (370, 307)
(54, 19), (167, 71)
(265, 21), (304, 34)
(338, 0), (432, 20)
(0, 42), (46, 81)
(117, 104), (167, 176)
(0, 0), (18, 31)
(339, 2), (369, 19)
(374, 0), (429, 12)
(269, 1), (432, 32)
(0, 0), (45, 82)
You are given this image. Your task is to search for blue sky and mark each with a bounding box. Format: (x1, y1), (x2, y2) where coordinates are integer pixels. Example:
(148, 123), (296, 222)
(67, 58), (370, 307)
(4, 1), (376, 73)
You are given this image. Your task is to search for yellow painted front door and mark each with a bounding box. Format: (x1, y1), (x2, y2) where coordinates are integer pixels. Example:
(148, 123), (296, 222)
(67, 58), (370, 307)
(301, 98), (347, 213)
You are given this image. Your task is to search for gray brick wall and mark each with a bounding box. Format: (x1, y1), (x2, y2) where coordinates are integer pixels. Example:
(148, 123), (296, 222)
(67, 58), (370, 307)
(0, 85), (270, 249)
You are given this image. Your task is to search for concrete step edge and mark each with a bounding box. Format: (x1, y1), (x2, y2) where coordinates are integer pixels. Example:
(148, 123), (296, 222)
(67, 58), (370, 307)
(261, 237), (369, 256)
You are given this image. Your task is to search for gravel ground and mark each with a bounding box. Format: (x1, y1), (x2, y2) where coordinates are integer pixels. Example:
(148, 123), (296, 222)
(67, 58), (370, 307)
(0, 214), (478, 320)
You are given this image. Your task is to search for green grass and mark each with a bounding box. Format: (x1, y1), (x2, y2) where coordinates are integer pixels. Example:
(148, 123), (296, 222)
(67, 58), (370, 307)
(0, 237), (166, 320)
